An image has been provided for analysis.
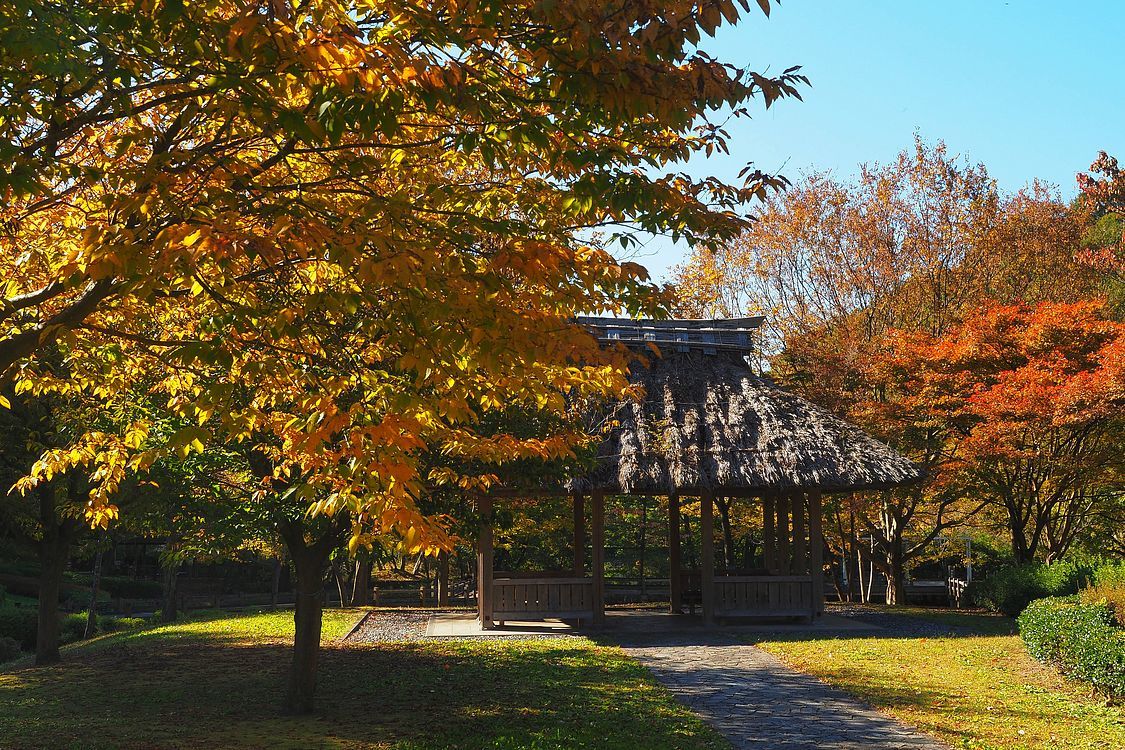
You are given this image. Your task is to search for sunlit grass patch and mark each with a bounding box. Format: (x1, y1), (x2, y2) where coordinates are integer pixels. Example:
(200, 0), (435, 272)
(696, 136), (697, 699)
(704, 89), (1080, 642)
(755, 607), (1124, 750)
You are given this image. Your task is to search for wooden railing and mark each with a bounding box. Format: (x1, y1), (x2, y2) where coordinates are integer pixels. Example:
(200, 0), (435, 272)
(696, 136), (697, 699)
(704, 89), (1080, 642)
(492, 576), (594, 621)
(714, 575), (814, 618)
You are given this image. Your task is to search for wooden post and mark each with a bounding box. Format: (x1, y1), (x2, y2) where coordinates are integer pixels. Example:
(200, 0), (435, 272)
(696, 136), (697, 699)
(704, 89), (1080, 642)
(668, 493), (682, 613)
(775, 496), (790, 574)
(791, 493), (807, 575)
(477, 494), (494, 629)
(591, 490), (606, 625)
(762, 495), (775, 573)
(700, 490), (715, 624)
(808, 490), (824, 617)
(572, 493), (585, 576)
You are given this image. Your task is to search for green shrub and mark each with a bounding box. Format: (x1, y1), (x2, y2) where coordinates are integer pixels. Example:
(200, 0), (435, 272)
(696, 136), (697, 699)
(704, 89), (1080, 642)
(0, 584), (6, 604)
(1018, 597), (1125, 697)
(1095, 562), (1125, 589)
(0, 635), (21, 663)
(100, 615), (147, 632)
(61, 612), (92, 643)
(1080, 584), (1125, 626)
(1, 607), (149, 649)
(0, 606), (38, 650)
(968, 561), (1095, 616)
(58, 612), (151, 640)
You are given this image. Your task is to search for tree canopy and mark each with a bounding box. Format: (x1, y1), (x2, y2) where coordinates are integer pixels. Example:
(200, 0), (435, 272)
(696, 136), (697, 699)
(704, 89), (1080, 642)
(873, 300), (1125, 563)
(673, 138), (1122, 599)
(1, 0), (805, 545)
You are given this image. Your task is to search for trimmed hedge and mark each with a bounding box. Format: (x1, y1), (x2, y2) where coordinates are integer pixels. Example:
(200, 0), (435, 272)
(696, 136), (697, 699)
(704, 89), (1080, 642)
(1018, 597), (1125, 697)
(968, 562), (1095, 616)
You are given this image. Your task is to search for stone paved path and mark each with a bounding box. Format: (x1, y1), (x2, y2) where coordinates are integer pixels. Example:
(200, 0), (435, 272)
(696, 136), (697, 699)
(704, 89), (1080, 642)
(617, 633), (948, 750)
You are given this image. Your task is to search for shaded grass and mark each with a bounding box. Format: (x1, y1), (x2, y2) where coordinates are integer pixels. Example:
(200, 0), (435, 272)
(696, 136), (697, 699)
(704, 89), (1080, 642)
(0, 608), (725, 750)
(755, 607), (1124, 750)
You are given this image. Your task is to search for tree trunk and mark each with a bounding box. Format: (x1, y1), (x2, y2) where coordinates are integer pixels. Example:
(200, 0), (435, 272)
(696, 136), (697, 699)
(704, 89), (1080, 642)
(1006, 499), (1038, 564)
(884, 541), (906, 606)
(161, 560), (180, 623)
(34, 484), (77, 667)
(436, 553), (449, 607)
(211, 564), (225, 608)
(286, 553), (326, 714)
(35, 537), (69, 665)
(1010, 527), (1034, 564)
(841, 512), (858, 602)
(638, 498), (647, 599)
(1009, 516), (1030, 564)
(277, 517), (343, 715)
(84, 549), (103, 639)
(270, 553), (283, 610)
(352, 558), (373, 607)
(682, 513), (697, 569)
(716, 497), (736, 570)
(333, 558), (348, 608)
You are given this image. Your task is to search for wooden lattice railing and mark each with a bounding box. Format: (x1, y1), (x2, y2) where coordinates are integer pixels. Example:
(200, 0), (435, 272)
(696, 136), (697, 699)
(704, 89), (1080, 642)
(492, 576), (594, 621)
(713, 575), (815, 618)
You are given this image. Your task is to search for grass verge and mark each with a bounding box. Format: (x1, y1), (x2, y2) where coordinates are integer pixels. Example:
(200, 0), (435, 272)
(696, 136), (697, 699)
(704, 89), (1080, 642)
(755, 606), (1125, 750)
(0, 608), (725, 750)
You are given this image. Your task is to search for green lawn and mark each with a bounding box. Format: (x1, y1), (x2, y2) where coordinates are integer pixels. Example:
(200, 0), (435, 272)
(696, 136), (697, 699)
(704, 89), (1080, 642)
(755, 606), (1125, 750)
(0, 608), (726, 750)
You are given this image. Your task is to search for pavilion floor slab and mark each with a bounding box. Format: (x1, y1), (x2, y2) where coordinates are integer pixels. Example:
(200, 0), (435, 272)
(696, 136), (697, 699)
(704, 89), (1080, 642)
(424, 612), (576, 638)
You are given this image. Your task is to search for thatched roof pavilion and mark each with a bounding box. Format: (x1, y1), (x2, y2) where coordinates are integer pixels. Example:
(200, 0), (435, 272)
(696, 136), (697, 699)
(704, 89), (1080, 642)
(475, 317), (922, 629)
(568, 348), (923, 496)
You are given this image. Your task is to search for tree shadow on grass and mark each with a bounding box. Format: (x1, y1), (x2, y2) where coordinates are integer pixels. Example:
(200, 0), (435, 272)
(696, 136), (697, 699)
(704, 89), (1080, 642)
(0, 636), (722, 750)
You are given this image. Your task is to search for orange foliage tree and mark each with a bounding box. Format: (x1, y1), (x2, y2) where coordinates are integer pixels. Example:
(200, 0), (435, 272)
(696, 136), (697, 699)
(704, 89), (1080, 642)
(675, 138), (1102, 602)
(877, 301), (1125, 564)
(1078, 152), (1125, 318)
(1, 0), (805, 710)
(1078, 152), (1125, 275)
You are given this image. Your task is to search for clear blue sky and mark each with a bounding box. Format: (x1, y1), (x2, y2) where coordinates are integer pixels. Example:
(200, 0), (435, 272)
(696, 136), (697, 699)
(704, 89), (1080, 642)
(632, 0), (1125, 280)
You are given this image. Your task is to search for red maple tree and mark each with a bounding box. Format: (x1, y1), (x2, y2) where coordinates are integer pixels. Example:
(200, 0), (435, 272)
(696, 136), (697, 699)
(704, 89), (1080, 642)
(876, 300), (1125, 562)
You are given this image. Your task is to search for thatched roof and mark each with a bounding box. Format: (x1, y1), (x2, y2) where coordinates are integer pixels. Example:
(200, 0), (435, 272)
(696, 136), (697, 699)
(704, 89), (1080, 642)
(567, 350), (923, 496)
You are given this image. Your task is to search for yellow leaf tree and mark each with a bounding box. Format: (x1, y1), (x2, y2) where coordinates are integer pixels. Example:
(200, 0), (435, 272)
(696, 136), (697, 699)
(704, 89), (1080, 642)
(1, 0), (804, 711)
